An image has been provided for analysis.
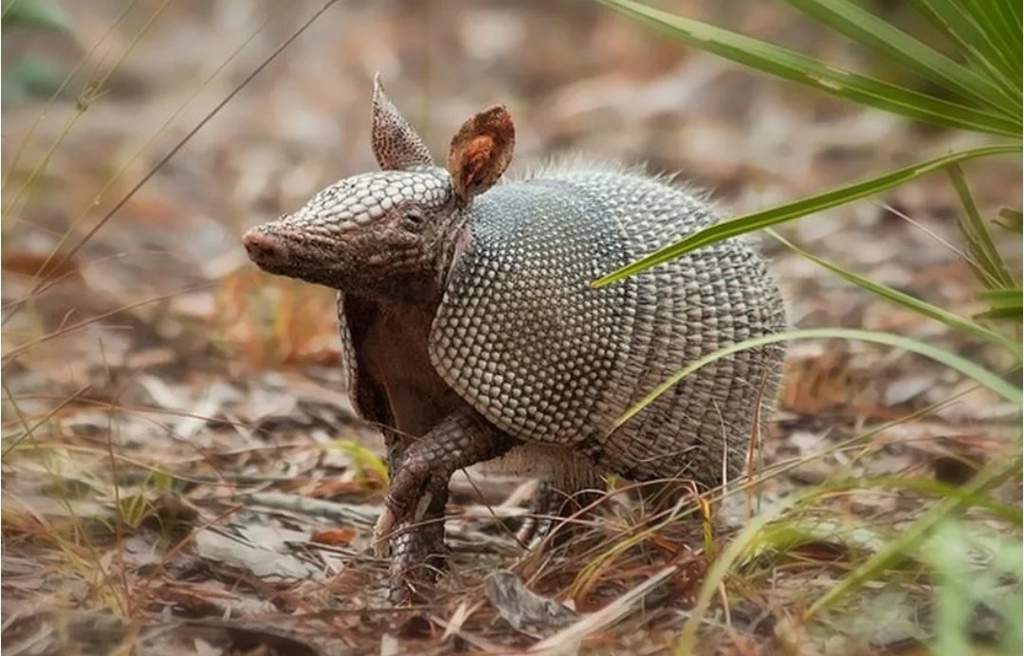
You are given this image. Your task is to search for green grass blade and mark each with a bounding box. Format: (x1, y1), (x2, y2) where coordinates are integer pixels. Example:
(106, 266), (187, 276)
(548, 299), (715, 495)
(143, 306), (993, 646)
(947, 164), (1018, 289)
(980, 288), (1023, 310)
(978, 288), (1023, 320)
(830, 476), (1023, 525)
(804, 456), (1022, 619)
(610, 328), (1022, 433)
(1004, 0), (1023, 54)
(592, 144), (1021, 287)
(1006, 0), (1023, 28)
(770, 230), (1021, 356)
(913, 0), (1021, 100)
(594, 0), (1021, 136)
(785, 0), (1016, 117)
(964, 0), (1022, 83)
(995, 208), (1023, 233)
(976, 307), (1023, 320)
(331, 440), (388, 484)
(1, 0), (70, 31)
(675, 495), (798, 654)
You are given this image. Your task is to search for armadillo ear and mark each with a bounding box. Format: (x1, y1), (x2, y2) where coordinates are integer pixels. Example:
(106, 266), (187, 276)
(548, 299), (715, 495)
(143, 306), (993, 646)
(447, 105), (515, 206)
(371, 74), (434, 170)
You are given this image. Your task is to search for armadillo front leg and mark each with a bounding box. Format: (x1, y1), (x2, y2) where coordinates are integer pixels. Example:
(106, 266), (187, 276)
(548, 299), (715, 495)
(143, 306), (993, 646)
(375, 407), (515, 603)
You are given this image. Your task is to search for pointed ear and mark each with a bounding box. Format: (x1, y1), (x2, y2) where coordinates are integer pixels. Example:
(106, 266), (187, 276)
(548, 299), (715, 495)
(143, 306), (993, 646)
(371, 74), (433, 170)
(446, 105), (515, 205)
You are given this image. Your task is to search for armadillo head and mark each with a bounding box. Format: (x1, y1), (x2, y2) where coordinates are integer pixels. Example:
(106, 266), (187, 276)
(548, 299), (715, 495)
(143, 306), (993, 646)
(243, 75), (514, 301)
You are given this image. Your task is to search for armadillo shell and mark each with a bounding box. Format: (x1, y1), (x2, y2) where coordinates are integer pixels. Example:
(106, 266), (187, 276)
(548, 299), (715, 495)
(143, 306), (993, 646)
(430, 177), (633, 443)
(429, 169), (786, 484)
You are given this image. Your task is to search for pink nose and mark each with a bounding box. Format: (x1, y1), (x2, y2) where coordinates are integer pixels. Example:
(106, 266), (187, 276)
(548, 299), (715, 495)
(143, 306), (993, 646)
(243, 230), (288, 267)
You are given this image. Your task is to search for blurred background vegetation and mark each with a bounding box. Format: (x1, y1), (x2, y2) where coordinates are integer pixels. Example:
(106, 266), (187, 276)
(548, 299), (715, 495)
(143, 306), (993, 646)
(1, 1), (1020, 654)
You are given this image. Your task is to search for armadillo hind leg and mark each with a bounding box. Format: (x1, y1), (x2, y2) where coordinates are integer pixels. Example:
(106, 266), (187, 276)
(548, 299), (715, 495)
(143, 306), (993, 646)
(516, 481), (604, 548)
(515, 479), (557, 546)
(381, 406), (517, 601)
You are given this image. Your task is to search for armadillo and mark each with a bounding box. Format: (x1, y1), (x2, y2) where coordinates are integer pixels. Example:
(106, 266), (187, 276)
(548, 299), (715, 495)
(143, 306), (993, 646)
(243, 76), (786, 602)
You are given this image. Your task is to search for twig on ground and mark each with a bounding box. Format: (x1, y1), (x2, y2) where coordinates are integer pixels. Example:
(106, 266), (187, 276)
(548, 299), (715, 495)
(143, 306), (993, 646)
(242, 491), (377, 526)
(528, 565), (679, 654)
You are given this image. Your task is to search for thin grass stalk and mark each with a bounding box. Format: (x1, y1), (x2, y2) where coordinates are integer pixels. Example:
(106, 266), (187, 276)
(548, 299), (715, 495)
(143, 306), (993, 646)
(611, 328), (1021, 433)
(946, 164), (1017, 289)
(768, 229), (1020, 355)
(15, 13), (271, 307)
(32, 0), (341, 297)
(0, 0), (21, 18)
(2, 0), (173, 218)
(1, 383), (91, 459)
(1, 285), (209, 362)
(1, 0), (141, 194)
(803, 456), (1022, 619)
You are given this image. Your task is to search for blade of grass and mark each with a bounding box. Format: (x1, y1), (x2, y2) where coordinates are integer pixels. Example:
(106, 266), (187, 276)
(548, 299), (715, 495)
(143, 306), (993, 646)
(1, 0), (69, 31)
(785, 0), (1017, 117)
(675, 493), (800, 654)
(2, 0), (173, 219)
(1, 284), (209, 362)
(18, 11), (271, 302)
(0, 0), (22, 19)
(977, 307), (1023, 320)
(1, 383), (91, 459)
(593, 0), (1021, 136)
(977, 288), (1023, 321)
(769, 229), (1020, 356)
(925, 522), (1022, 655)
(803, 456), (1022, 620)
(536, 566), (678, 653)
(2, 0), (140, 192)
(836, 475), (1023, 525)
(331, 440), (389, 484)
(963, 0), (1022, 83)
(979, 288), (1023, 310)
(549, 384), (990, 596)
(912, 0), (1021, 99)
(947, 164), (1017, 289)
(33, 0), (341, 291)
(569, 490), (691, 601)
(592, 144), (1020, 287)
(995, 208), (1022, 233)
(610, 327), (1022, 434)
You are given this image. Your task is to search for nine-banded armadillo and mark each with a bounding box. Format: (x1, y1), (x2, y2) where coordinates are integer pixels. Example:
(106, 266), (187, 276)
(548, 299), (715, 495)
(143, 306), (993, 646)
(243, 76), (786, 602)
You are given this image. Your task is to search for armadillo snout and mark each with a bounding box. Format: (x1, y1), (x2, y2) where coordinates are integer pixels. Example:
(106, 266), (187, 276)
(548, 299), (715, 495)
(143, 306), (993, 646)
(243, 229), (290, 271)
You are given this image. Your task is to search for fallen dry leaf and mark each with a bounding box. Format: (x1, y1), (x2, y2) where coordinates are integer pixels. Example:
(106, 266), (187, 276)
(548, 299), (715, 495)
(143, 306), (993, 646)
(310, 527), (358, 546)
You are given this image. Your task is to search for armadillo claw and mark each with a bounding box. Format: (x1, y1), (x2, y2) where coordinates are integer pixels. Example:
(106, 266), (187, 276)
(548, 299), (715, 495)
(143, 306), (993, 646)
(372, 507), (396, 558)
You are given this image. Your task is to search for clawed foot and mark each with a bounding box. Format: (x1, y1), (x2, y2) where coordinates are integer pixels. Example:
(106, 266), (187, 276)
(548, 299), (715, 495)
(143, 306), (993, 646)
(517, 482), (602, 548)
(375, 446), (454, 603)
(372, 507), (396, 558)
(374, 491), (449, 603)
(375, 442), (454, 555)
(516, 480), (561, 546)
(385, 512), (448, 604)
(372, 411), (515, 604)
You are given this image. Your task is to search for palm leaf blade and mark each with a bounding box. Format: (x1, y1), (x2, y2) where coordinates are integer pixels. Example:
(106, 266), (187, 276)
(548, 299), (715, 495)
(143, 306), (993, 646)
(771, 230), (1020, 355)
(610, 328), (1022, 433)
(592, 144), (1021, 287)
(913, 0), (1021, 98)
(595, 0), (1021, 136)
(786, 0), (1016, 117)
